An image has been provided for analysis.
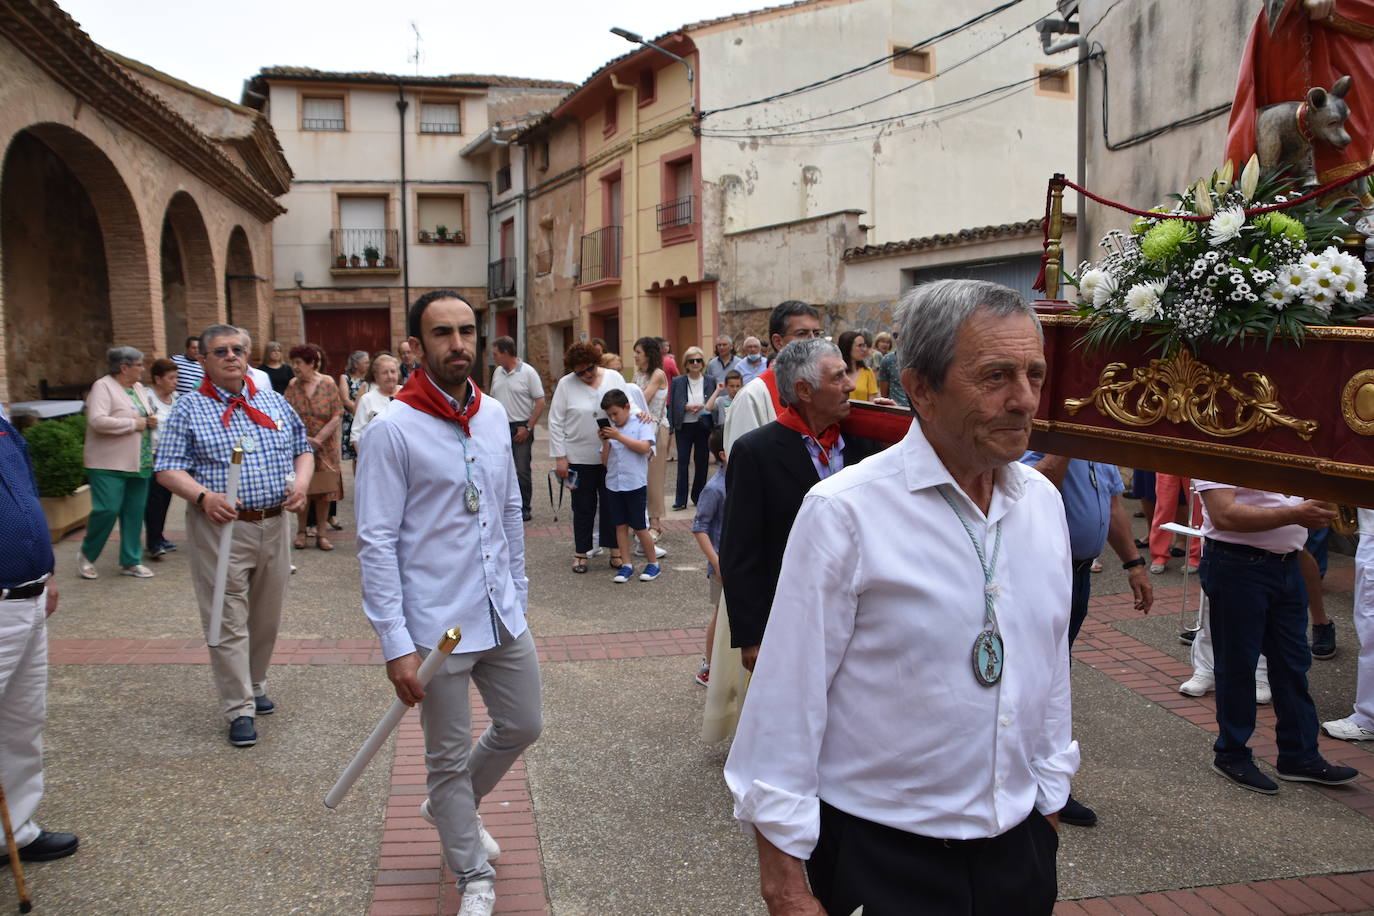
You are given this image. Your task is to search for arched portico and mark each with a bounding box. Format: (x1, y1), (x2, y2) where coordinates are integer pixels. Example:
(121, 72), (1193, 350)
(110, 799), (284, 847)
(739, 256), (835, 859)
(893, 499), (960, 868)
(161, 190), (220, 351)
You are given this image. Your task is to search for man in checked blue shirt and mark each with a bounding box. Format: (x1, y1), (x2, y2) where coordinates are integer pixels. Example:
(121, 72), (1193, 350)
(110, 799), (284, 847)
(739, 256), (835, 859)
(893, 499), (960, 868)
(156, 325), (312, 748)
(1022, 452), (1153, 829)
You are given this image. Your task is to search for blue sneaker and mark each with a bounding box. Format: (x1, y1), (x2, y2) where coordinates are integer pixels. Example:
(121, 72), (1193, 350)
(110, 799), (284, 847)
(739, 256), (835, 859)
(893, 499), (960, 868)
(228, 716), (257, 747)
(613, 565), (634, 583)
(639, 564), (661, 581)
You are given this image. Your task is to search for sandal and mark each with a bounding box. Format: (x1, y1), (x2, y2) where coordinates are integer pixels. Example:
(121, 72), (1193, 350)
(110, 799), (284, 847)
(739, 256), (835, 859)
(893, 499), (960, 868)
(609, 552), (623, 569)
(293, 533), (308, 549)
(317, 536), (335, 551)
(328, 518), (343, 531)
(572, 554), (588, 574)
(307, 526), (318, 537)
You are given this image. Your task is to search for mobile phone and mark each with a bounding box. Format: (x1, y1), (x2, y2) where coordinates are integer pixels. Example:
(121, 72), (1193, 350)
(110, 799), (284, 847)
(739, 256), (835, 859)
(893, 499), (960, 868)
(565, 469), (579, 489)
(596, 417), (612, 428)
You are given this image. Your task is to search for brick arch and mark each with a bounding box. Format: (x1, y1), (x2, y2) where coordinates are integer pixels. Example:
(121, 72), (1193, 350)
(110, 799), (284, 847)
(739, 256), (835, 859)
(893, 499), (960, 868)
(161, 190), (220, 345)
(224, 225), (265, 350)
(0, 122), (152, 399)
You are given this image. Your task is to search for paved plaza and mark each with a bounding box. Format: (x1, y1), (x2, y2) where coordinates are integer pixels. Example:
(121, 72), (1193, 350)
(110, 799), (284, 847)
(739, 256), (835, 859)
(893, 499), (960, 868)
(13, 444), (1374, 915)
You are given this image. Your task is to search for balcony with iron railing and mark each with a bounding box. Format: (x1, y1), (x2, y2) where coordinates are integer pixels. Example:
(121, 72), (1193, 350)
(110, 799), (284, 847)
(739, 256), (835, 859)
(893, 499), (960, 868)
(488, 257), (517, 299)
(578, 226), (622, 287)
(657, 195), (694, 230)
(330, 228), (400, 274)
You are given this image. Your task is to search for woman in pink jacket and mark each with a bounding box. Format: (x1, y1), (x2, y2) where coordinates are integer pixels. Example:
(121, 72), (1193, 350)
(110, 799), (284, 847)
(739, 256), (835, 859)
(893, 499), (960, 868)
(77, 346), (157, 580)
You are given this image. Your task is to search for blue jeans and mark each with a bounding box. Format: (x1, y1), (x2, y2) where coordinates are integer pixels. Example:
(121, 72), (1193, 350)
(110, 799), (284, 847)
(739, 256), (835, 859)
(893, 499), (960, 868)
(1201, 540), (1319, 768)
(1069, 559), (1093, 647)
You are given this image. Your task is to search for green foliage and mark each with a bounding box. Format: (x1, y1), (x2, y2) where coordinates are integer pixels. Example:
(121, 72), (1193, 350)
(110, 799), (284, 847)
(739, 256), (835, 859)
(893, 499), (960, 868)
(21, 415), (87, 498)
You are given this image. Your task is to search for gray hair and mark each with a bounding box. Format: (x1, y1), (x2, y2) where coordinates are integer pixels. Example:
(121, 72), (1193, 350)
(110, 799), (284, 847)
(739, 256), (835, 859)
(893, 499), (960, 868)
(199, 324), (243, 353)
(346, 350), (370, 373)
(234, 326), (253, 348)
(895, 279), (1041, 393)
(106, 346), (143, 376)
(772, 338), (840, 407)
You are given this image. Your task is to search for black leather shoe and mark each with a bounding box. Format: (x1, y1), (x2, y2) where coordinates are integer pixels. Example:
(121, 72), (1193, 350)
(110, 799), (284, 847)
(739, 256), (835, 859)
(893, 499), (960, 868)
(521, 509), (532, 522)
(254, 694), (275, 715)
(1058, 795), (1097, 827)
(1277, 758), (1358, 786)
(0, 830), (79, 865)
(1212, 758), (1278, 794)
(229, 716), (257, 747)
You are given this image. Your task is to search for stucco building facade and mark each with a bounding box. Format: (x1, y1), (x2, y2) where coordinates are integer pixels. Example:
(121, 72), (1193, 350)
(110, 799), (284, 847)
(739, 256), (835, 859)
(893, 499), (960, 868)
(0, 0), (288, 404)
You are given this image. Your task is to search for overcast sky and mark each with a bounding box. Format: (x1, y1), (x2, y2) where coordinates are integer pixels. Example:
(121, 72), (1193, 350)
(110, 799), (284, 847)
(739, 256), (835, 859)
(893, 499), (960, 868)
(57, 0), (756, 102)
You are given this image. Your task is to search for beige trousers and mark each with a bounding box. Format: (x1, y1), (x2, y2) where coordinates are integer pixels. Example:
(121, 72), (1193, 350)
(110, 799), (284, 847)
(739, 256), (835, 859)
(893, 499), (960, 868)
(647, 425), (668, 523)
(187, 509), (289, 721)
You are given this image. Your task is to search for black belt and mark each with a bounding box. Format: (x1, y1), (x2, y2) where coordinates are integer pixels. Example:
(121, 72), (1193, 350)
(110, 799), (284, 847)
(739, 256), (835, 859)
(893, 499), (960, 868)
(2, 580), (48, 600)
(1204, 537), (1299, 563)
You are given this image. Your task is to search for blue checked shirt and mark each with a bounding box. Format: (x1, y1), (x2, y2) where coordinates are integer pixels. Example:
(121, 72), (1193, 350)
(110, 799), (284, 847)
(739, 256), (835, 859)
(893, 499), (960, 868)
(154, 382), (310, 509)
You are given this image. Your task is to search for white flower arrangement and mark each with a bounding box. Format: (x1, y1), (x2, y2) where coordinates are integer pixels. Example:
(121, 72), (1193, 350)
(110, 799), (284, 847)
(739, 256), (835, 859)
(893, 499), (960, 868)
(1069, 155), (1373, 354)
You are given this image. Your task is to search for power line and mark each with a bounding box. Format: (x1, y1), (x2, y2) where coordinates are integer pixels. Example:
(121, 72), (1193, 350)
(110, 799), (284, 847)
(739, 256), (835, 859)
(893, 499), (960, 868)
(699, 0), (1026, 118)
(703, 5), (1055, 134)
(699, 61), (1076, 140)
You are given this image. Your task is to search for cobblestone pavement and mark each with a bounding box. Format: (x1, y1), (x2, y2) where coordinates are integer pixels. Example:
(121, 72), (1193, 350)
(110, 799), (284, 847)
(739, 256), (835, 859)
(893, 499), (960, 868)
(13, 445), (1374, 915)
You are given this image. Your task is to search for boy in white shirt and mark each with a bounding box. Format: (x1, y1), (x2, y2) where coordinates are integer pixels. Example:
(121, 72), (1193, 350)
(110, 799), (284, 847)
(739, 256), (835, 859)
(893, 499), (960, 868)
(599, 389), (661, 583)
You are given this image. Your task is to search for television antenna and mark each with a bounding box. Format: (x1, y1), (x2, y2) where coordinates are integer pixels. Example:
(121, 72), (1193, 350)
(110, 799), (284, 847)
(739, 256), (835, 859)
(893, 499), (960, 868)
(408, 22), (423, 74)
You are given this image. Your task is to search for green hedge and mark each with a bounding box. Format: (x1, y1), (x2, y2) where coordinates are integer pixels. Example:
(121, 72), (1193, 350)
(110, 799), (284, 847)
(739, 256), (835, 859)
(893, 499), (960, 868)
(21, 414), (87, 498)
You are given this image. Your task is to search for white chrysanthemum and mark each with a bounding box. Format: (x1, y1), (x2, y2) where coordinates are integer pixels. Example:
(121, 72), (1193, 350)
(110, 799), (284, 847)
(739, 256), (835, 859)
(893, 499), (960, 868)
(1305, 285), (1335, 314)
(1091, 272), (1119, 309)
(1338, 272), (1369, 302)
(1261, 283), (1291, 308)
(1323, 246), (1364, 280)
(1278, 264), (1307, 294)
(1078, 269), (1108, 302)
(1125, 281), (1165, 322)
(1303, 251), (1329, 272)
(1207, 207), (1246, 246)
(1306, 266), (1336, 292)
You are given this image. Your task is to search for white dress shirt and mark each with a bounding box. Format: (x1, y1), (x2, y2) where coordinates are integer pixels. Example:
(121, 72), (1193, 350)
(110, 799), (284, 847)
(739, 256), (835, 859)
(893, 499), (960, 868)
(356, 385), (528, 660)
(547, 369), (641, 465)
(1194, 481), (1308, 553)
(604, 416), (655, 492)
(724, 420), (1079, 858)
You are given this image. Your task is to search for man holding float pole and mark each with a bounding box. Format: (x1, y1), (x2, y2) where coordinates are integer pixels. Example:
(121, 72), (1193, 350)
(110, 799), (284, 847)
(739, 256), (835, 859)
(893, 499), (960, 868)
(356, 291), (542, 916)
(155, 325), (311, 749)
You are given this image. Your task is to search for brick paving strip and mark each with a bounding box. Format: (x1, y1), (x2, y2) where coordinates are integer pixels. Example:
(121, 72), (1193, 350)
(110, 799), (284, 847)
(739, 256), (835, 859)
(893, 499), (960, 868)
(47, 593), (1374, 915)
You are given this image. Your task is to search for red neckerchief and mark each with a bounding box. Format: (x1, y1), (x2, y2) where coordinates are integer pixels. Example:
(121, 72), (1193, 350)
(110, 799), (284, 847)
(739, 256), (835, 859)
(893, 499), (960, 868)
(197, 375), (278, 429)
(775, 406), (842, 467)
(394, 366), (482, 436)
(760, 368), (784, 414)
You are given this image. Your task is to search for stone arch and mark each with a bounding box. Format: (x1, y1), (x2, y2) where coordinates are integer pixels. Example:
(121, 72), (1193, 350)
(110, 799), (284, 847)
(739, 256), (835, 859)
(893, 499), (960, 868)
(0, 122), (151, 401)
(224, 226), (264, 350)
(161, 190), (219, 352)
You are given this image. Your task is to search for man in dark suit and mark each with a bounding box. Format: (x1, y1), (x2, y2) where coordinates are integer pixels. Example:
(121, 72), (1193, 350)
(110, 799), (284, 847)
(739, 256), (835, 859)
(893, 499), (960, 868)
(720, 337), (872, 671)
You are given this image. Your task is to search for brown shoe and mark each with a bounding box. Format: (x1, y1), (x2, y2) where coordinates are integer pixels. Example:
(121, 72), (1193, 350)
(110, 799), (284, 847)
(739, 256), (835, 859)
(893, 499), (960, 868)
(316, 536), (334, 551)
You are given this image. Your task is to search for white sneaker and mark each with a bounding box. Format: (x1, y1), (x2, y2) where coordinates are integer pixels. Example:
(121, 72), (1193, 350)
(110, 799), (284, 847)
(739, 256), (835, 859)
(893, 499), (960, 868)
(1179, 673), (1215, 696)
(1181, 564), (1198, 576)
(633, 543), (668, 558)
(120, 564), (155, 578)
(1256, 682), (1272, 705)
(1149, 563), (1166, 574)
(457, 878), (496, 916)
(1322, 717), (1374, 741)
(587, 546), (603, 558)
(78, 554), (97, 579)
(418, 799), (500, 861)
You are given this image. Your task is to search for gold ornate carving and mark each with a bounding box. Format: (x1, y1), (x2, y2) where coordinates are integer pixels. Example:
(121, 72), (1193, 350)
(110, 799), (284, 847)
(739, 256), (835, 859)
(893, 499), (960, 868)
(1342, 369), (1374, 435)
(1063, 349), (1318, 441)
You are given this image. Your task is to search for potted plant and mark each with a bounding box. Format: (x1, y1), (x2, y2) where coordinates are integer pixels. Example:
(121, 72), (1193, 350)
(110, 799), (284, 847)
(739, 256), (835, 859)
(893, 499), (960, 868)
(435, 224), (449, 241)
(383, 254), (395, 268)
(363, 245), (381, 267)
(22, 414), (90, 542)
(350, 254), (361, 268)
(335, 253), (347, 268)
(419, 230), (432, 243)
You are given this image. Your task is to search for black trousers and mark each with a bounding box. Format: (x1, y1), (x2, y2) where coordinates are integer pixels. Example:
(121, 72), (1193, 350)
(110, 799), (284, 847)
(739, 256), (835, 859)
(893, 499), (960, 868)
(674, 420), (711, 506)
(569, 463), (617, 556)
(509, 422), (534, 513)
(807, 801), (1058, 916)
(144, 476), (174, 547)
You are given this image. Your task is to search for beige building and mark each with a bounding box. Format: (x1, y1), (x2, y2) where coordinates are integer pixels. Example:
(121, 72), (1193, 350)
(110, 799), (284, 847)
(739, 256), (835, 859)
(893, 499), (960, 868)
(241, 68), (569, 376)
(0, 0), (289, 404)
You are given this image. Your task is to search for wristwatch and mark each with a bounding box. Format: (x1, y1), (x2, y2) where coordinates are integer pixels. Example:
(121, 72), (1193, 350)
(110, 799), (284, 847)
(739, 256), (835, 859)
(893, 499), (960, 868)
(1121, 556), (1146, 570)
(196, 490), (207, 507)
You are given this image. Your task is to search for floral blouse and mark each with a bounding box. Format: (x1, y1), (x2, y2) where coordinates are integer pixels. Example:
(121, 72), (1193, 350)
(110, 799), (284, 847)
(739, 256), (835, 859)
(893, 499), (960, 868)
(284, 375), (343, 474)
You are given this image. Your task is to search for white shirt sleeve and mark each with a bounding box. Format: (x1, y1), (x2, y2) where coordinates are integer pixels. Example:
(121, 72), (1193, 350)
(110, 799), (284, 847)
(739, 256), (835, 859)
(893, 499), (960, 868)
(355, 419), (417, 660)
(547, 376), (570, 459)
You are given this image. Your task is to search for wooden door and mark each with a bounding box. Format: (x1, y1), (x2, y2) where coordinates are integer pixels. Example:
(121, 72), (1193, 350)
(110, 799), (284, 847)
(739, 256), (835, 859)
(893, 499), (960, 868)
(675, 299), (698, 358)
(303, 307), (391, 377)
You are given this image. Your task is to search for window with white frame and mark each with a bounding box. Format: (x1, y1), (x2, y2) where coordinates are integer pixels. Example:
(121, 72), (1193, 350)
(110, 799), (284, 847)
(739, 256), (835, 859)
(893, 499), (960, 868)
(420, 102), (461, 134)
(302, 96), (346, 131)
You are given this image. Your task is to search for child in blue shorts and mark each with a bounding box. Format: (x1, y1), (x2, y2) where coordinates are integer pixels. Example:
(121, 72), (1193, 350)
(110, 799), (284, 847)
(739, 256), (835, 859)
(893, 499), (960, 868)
(599, 389), (661, 582)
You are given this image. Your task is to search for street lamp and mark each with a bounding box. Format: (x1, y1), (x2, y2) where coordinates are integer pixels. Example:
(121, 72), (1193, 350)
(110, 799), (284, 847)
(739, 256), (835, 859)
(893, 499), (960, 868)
(609, 26), (695, 116)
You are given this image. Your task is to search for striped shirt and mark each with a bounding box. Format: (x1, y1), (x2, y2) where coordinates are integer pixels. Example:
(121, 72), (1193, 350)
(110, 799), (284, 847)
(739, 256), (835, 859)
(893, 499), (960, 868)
(172, 354), (205, 395)
(154, 380), (310, 509)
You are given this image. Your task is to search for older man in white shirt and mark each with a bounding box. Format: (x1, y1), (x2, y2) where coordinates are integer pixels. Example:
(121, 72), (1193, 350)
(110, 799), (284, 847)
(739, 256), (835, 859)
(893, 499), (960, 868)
(725, 279), (1077, 916)
(356, 291), (542, 916)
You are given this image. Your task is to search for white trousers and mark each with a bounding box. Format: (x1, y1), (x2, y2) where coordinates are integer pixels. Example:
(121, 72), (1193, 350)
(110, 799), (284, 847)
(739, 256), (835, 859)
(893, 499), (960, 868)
(0, 592), (48, 847)
(418, 624), (542, 884)
(1349, 534), (1374, 729)
(1191, 595), (1270, 686)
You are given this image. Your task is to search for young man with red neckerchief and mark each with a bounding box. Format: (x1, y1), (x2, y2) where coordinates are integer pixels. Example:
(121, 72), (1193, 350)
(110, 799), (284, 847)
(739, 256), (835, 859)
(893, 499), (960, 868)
(356, 291), (541, 916)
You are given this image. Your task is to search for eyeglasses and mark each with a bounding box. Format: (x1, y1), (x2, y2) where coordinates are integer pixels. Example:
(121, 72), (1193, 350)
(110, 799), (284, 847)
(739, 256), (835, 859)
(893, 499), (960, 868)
(686, 357), (704, 364)
(786, 328), (825, 340)
(574, 365), (598, 377)
(210, 346), (248, 359)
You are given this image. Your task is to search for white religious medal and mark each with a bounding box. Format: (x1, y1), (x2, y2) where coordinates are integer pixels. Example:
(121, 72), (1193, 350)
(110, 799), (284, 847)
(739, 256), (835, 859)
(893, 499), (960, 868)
(938, 486), (1006, 688)
(464, 482), (481, 514)
(239, 434), (257, 454)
